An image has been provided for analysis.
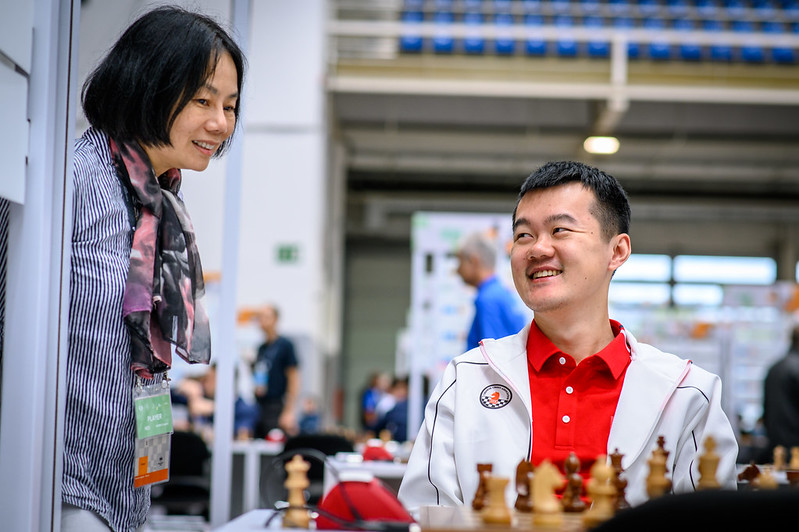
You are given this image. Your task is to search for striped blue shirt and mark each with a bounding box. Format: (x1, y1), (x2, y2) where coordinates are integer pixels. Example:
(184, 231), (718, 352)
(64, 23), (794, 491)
(63, 128), (161, 531)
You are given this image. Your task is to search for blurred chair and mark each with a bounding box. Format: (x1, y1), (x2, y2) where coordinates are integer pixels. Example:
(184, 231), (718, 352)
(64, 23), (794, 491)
(763, 20), (796, 64)
(704, 19), (733, 61)
(585, 15), (610, 58)
(644, 17), (672, 60)
(432, 8), (455, 54)
(524, 14), (548, 56)
(733, 20), (765, 63)
(399, 10), (424, 54)
(463, 11), (486, 55)
(494, 12), (517, 55)
(674, 18), (703, 61)
(150, 430), (211, 519)
(554, 15), (578, 57)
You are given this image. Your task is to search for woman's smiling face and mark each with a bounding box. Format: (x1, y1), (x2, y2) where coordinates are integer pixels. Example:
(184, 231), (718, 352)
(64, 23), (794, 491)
(143, 51), (239, 176)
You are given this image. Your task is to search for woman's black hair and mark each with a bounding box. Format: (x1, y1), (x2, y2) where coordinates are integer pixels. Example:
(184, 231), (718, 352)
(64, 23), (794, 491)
(81, 5), (246, 156)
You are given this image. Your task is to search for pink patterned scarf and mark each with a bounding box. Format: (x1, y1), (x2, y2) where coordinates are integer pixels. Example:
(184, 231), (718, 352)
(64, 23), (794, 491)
(110, 138), (211, 378)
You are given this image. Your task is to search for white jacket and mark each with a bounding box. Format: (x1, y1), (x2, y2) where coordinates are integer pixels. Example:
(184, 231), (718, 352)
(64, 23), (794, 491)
(398, 323), (738, 513)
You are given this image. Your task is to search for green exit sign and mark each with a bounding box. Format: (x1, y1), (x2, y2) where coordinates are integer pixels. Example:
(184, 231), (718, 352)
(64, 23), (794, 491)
(276, 244), (299, 263)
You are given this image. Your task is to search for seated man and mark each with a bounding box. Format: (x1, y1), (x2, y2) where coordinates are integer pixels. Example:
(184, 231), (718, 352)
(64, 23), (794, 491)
(398, 161), (738, 513)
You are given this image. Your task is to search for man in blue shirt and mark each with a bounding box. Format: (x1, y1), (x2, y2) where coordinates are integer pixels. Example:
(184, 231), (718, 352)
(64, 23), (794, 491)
(456, 232), (528, 350)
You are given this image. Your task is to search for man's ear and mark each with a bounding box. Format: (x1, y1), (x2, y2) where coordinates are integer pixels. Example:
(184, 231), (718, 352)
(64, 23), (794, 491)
(609, 233), (631, 273)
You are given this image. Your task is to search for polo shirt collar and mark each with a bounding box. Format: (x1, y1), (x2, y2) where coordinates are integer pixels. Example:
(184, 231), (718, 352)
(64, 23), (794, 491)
(527, 319), (631, 379)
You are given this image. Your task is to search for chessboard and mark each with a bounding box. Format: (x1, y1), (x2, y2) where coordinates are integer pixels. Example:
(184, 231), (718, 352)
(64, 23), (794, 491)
(416, 438), (799, 532)
(418, 505), (587, 532)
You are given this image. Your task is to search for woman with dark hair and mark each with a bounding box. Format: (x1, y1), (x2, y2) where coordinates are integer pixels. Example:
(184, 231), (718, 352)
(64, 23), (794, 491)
(62, 6), (245, 531)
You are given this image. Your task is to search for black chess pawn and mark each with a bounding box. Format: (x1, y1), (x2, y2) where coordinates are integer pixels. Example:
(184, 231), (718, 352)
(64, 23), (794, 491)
(562, 452), (586, 512)
(610, 448), (630, 510)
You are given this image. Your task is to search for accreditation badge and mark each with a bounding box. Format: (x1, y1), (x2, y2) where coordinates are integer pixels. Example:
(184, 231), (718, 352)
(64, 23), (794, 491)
(133, 377), (173, 488)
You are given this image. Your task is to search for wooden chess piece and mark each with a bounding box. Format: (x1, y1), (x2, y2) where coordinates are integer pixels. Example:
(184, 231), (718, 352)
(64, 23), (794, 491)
(753, 466), (779, 490)
(582, 456), (616, 529)
(609, 448), (630, 511)
(481, 476), (512, 525)
(472, 463), (492, 511)
(737, 461), (760, 483)
(697, 436), (721, 490)
(514, 459), (534, 513)
(773, 445), (786, 471)
(283, 455), (311, 528)
(646, 437), (672, 498)
(532, 460), (565, 529)
(561, 452), (586, 513)
(789, 446), (799, 470)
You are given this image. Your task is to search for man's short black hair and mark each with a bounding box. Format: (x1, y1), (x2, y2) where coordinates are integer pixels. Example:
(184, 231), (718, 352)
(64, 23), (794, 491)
(512, 161), (631, 240)
(81, 5), (246, 156)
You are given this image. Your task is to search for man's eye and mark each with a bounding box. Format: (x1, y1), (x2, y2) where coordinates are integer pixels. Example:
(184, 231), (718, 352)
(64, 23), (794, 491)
(515, 232), (532, 242)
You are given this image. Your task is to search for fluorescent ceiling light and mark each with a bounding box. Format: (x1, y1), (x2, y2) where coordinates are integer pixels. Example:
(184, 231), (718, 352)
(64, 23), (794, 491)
(583, 136), (620, 155)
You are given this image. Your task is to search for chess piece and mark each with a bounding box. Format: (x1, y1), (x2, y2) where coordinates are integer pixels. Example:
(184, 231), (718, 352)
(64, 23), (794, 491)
(646, 437), (672, 498)
(753, 466), (779, 490)
(737, 461), (760, 483)
(697, 436), (721, 490)
(514, 459), (534, 513)
(532, 460), (565, 529)
(609, 448), (629, 511)
(481, 476), (512, 525)
(472, 463), (492, 511)
(789, 446), (799, 470)
(773, 445), (786, 471)
(561, 452), (586, 513)
(582, 456), (616, 529)
(283, 454), (311, 528)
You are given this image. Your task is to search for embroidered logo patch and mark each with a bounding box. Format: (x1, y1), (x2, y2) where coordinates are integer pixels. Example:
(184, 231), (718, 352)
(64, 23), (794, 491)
(480, 384), (512, 409)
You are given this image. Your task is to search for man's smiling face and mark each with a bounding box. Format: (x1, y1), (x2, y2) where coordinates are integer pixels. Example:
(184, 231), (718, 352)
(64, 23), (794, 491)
(510, 182), (623, 316)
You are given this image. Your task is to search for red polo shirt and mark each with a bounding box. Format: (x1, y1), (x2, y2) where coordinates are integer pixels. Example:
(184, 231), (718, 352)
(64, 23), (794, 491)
(527, 319), (631, 476)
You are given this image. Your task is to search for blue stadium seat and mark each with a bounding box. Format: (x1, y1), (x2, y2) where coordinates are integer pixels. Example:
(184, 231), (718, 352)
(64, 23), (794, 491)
(399, 11), (424, 53)
(695, 0), (720, 15)
(763, 20), (796, 63)
(614, 16), (641, 58)
(609, 0), (633, 13)
(638, 0), (662, 15)
(643, 17), (672, 59)
(674, 18), (703, 60)
(667, 0), (691, 15)
(403, 0), (425, 8)
(752, 0), (778, 16)
(555, 15), (579, 57)
(522, 0), (544, 13)
(463, 0), (484, 10)
(494, 0), (514, 12)
(463, 11), (486, 54)
(724, 0), (747, 17)
(703, 19), (733, 61)
(581, 0), (603, 13)
(584, 16), (610, 57)
(524, 14), (548, 55)
(432, 11), (455, 54)
(732, 20), (765, 62)
(494, 12), (517, 54)
(551, 0), (573, 14)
